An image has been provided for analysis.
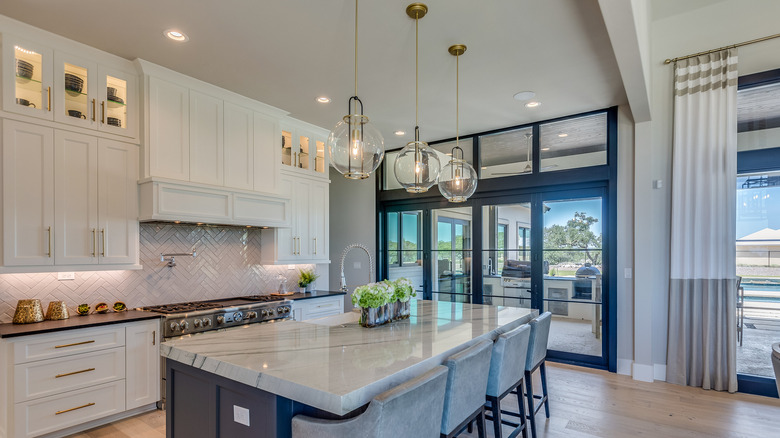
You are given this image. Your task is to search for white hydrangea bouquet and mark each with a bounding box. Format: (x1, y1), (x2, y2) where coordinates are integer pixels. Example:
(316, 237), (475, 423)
(352, 282), (393, 327)
(387, 278), (416, 321)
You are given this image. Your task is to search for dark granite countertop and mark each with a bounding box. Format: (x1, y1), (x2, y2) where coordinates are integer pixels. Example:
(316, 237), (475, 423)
(0, 310), (162, 338)
(287, 290), (346, 301)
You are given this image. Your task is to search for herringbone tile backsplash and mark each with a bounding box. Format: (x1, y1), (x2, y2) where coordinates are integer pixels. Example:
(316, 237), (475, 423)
(0, 223), (318, 323)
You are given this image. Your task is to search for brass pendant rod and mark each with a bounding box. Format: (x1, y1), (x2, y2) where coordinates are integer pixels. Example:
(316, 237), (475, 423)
(664, 32), (780, 64)
(354, 0), (359, 97)
(415, 12), (419, 127)
(456, 52), (459, 147)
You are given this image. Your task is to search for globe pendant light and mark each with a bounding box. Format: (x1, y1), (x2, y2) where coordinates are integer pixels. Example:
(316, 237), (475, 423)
(439, 44), (478, 202)
(328, 0), (385, 180)
(393, 3), (441, 193)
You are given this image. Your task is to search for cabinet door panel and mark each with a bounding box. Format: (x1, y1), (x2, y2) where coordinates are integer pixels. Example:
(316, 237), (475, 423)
(2, 120), (54, 266)
(149, 77), (189, 180)
(54, 51), (98, 129)
(98, 65), (137, 139)
(253, 112), (279, 194)
(54, 131), (98, 265)
(189, 90), (224, 185)
(125, 320), (160, 409)
(97, 139), (138, 265)
(224, 102), (254, 190)
(309, 182), (328, 261)
(294, 179), (310, 257)
(275, 176), (295, 260)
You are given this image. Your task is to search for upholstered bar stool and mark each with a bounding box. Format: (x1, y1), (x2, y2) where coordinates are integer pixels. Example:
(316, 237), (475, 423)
(524, 312), (552, 438)
(440, 339), (494, 438)
(485, 324), (532, 438)
(291, 365), (449, 438)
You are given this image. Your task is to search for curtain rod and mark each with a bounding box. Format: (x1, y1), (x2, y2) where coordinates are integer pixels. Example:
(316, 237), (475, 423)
(664, 32), (780, 64)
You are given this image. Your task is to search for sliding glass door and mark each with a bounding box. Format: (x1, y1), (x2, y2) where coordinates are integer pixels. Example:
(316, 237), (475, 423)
(432, 207), (473, 303)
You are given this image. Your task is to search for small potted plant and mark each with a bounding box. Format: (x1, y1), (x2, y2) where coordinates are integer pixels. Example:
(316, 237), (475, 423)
(298, 269), (319, 292)
(351, 282), (393, 327)
(387, 278), (416, 321)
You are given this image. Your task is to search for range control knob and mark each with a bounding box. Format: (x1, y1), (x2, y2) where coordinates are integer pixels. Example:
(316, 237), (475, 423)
(193, 319), (202, 328)
(267, 308), (275, 316)
(234, 312), (243, 323)
(169, 322), (180, 332)
(202, 318), (212, 327)
(284, 306), (291, 314)
(246, 311), (257, 320)
(179, 320), (189, 331)
(216, 315), (225, 325)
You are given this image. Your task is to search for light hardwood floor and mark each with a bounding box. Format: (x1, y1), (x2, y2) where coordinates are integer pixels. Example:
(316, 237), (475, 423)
(67, 363), (780, 438)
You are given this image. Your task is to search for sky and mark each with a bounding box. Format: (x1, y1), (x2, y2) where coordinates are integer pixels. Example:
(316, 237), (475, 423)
(543, 198), (603, 236)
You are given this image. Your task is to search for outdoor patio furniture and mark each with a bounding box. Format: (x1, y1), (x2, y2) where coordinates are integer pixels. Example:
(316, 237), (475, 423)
(737, 276), (744, 347)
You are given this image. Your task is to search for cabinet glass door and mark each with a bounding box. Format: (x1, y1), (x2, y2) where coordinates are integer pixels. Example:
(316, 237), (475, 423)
(299, 135), (311, 171)
(7, 41), (53, 119)
(55, 52), (97, 128)
(281, 130), (294, 168)
(101, 73), (128, 133)
(315, 140), (326, 173)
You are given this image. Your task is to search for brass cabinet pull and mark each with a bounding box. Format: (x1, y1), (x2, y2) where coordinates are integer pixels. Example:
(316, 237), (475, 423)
(91, 99), (96, 121)
(91, 228), (97, 257)
(101, 101), (105, 123)
(55, 340), (95, 349)
(47, 226), (52, 257)
(152, 331), (156, 346)
(55, 368), (95, 378)
(101, 229), (106, 256)
(55, 402), (95, 415)
(47, 87), (51, 111)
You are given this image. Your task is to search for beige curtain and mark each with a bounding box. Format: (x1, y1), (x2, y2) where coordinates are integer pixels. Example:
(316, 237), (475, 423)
(666, 49), (739, 393)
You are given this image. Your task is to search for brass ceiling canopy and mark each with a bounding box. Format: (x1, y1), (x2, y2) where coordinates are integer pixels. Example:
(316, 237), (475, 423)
(406, 3), (428, 19)
(448, 44), (467, 57)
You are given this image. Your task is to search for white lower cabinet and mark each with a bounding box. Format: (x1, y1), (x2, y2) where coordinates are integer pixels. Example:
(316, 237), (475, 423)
(1, 319), (160, 438)
(292, 296), (344, 321)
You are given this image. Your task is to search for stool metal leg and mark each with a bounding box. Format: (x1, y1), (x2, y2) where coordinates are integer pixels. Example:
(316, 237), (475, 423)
(524, 370), (537, 438)
(540, 362), (550, 418)
(476, 407), (486, 438)
(516, 379), (528, 438)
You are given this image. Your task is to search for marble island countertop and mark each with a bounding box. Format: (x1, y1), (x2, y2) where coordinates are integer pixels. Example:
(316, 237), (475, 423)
(161, 300), (536, 415)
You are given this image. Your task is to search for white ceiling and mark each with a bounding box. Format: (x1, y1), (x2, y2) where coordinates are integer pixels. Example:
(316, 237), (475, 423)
(0, 0), (627, 150)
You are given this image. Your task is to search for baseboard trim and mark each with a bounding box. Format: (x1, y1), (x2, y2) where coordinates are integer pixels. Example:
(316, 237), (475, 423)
(39, 403), (158, 438)
(632, 363), (654, 382)
(653, 364), (667, 381)
(617, 358), (632, 376)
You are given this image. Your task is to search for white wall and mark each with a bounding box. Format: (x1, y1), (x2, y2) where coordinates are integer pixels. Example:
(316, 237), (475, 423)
(328, 168), (377, 309)
(631, 0), (780, 380)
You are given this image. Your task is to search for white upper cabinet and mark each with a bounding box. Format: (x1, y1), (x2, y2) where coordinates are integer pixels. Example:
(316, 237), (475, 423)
(223, 102), (254, 190)
(2, 120), (55, 267)
(254, 112), (280, 194)
(98, 139), (139, 265)
(189, 90), (224, 186)
(280, 120), (329, 179)
(148, 76), (190, 181)
(2, 33), (139, 140)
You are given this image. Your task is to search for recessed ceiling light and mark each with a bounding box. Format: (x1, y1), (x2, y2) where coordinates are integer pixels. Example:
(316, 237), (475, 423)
(164, 29), (189, 42)
(316, 96), (331, 103)
(513, 91), (536, 101)
(394, 130), (405, 136)
(525, 101), (541, 108)
(541, 147), (550, 151)
(558, 133), (568, 138)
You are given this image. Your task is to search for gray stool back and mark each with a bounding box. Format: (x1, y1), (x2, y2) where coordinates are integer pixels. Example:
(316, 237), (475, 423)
(772, 343), (780, 396)
(292, 365), (449, 438)
(441, 339), (494, 437)
(525, 312), (552, 372)
(487, 324), (531, 397)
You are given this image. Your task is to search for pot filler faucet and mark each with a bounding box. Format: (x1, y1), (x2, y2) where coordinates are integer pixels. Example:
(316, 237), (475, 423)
(339, 243), (374, 292)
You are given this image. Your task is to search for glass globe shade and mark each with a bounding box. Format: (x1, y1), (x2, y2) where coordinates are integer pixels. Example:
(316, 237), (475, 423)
(438, 158), (478, 202)
(328, 114), (385, 179)
(393, 141), (441, 193)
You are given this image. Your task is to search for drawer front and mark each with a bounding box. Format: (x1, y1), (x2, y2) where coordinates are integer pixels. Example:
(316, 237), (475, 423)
(303, 297), (343, 320)
(13, 325), (125, 364)
(14, 380), (125, 438)
(14, 347), (125, 402)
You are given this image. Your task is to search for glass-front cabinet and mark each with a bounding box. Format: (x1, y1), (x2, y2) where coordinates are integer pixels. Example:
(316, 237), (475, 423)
(2, 35), (137, 139)
(280, 123), (328, 176)
(3, 37), (53, 120)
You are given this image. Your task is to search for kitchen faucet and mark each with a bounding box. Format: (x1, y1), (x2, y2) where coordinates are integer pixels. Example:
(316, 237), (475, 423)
(339, 244), (374, 292)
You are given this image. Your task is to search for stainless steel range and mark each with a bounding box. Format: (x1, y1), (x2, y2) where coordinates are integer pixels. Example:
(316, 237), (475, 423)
(139, 295), (293, 408)
(141, 296), (293, 338)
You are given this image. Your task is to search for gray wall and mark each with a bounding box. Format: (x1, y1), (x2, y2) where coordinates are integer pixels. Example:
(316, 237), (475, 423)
(328, 168), (377, 309)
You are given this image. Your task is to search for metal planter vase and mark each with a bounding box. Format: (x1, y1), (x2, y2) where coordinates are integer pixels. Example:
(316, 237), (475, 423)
(360, 304), (391, 327)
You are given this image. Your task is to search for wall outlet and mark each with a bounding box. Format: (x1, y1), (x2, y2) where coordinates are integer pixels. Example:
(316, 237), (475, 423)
(233, 405), (250, 427)
(624, 268), (632, 279)
(57, 272), (75, 281)
(287, 264), (295, 270)
(353, 261), (361, 269)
